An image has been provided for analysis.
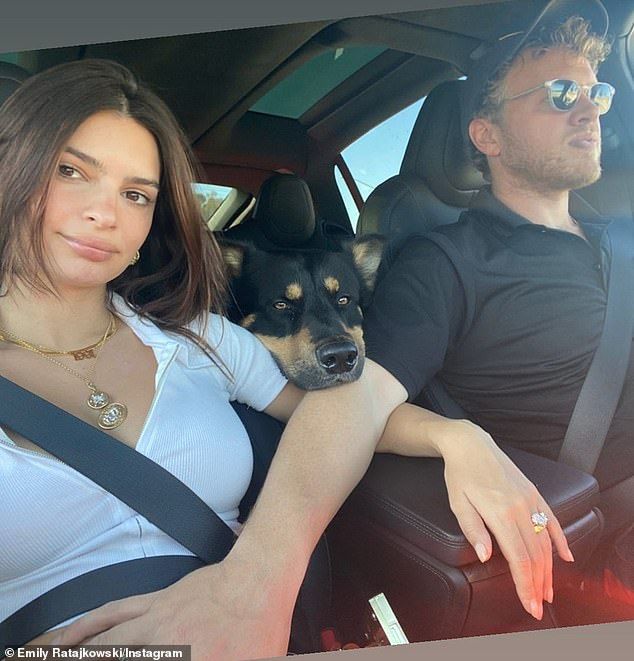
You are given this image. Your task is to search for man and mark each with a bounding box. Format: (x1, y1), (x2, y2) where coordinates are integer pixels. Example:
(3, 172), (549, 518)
(363, 0), (633, 623)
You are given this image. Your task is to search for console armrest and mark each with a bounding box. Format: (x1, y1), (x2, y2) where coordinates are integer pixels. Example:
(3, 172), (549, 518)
(339, 446), (600, 568)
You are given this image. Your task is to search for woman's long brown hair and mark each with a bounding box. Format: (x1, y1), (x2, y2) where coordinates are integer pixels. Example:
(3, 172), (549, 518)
(0, 59), (229, 365)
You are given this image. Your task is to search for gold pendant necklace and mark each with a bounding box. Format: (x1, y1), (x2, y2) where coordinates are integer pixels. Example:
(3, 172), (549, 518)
(86, 383), (128, 430)
(0, 315), (128, 430)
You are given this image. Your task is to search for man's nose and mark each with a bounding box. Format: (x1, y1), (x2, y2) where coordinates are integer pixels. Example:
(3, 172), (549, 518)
(571, 89), (601, 124)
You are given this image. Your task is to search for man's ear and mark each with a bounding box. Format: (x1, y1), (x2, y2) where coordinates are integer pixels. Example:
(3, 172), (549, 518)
(469, 117), (502, 158)
(219, 239), (249, 279)
(345, 234), (386, 293)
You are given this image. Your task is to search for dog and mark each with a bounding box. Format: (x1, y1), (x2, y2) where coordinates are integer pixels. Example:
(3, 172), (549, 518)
(221, 235), (385, 390)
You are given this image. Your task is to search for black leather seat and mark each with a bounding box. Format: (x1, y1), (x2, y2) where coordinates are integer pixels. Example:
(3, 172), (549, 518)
(357, 79), (483, 254)
(358, 79), (481, 417)
(0, 61), (30, 106)
(224, 172), (349, 250)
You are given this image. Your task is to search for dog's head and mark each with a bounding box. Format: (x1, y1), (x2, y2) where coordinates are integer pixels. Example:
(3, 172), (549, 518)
(221, 235), (385, 390)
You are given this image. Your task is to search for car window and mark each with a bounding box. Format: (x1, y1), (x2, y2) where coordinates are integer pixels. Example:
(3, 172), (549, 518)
(193, 183), (233, 219)
(193, 183), (252, 230)
(336, 97), (425, 230)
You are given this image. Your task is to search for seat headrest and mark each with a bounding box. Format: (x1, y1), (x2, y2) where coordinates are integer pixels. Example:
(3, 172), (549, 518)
(0, 62), (30, 107)
(400, 79), (485, 207)
(252, 173), (316, 247)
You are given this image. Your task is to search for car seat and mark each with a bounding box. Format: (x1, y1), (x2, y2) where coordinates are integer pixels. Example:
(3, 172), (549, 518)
(357, 79), (480, 417)
(223, 172), (350, 250)
(357, 79), (484, 256)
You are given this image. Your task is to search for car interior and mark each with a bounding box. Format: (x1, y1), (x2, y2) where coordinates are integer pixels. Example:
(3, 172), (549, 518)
(2, 0), (634, 646)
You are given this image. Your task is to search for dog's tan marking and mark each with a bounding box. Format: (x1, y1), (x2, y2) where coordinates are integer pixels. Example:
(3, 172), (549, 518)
(324, 276), (340, 294)
(220, 244), (245, 278)
(344, 324), (366, 358)
(285, 283), (303, 300)
(352, 236), (385, 292)
(255, 328), (315, 378)
(240, 314), (257, 329)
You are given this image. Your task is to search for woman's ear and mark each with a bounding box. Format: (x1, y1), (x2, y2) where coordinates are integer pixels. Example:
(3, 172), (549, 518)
(468, 117), (502, 159)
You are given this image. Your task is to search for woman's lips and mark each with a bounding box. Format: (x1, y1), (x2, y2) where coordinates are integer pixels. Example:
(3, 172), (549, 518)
(61, 234), (118, 262)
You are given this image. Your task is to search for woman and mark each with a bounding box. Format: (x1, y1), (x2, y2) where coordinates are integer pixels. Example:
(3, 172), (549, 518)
(0, 59), (570, 658)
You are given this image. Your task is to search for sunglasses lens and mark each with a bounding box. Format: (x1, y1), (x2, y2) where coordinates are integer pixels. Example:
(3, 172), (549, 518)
(590, 83), (614, 115)
(549, 79), (580, 110)
(548, 79), (615, 114)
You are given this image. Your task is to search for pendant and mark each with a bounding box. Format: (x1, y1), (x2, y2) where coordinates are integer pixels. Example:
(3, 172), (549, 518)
(87, 390), (111, 410)
(98, 403), (128, 430)
(72, 348), (97, 361)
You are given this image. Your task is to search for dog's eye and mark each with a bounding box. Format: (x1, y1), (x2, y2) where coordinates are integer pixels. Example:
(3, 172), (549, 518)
(273, 301), (289, 310)
(337, 296), (350, 306)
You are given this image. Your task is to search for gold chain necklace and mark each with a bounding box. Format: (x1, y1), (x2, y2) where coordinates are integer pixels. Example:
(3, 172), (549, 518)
(0, 319), (120, 360)
(0, 315), (128, 430)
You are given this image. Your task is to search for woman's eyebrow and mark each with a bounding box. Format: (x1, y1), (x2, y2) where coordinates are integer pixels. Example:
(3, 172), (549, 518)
(65, 146), (103, 170)
(64, 146), (160, 189)
(127, 176), (160, 190)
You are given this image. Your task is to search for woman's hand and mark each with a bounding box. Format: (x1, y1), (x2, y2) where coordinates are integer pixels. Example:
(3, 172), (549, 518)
(44, 553), (298, 661)
(438, 419), (574, 619)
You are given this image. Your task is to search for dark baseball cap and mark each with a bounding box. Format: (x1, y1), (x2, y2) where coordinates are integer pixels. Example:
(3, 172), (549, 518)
(460, 0), (609, 142)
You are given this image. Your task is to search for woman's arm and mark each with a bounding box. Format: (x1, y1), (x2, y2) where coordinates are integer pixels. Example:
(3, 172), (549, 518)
(50, 359), (407, 659)
(264, 373), (575, 621)
(262, 381), (304, 422)
(377, 401), (574, 619)
(49, 361), (572, 656)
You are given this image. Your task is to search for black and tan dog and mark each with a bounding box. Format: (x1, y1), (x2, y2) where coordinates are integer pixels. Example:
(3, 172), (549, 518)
(221, 236), (385, 390)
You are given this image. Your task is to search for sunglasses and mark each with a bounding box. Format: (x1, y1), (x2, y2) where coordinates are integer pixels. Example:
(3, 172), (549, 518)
(504, 79), (615, 115)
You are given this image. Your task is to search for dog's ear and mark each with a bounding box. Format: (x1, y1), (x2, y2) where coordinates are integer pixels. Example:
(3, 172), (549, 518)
(345, 234), (386, 293)
(219, 239), (249, 279)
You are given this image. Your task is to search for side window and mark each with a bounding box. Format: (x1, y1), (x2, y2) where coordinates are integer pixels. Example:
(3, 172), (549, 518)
(335, 97), (425, 231)
(193, 183), (234, 221)
(193, 183), (252, 230)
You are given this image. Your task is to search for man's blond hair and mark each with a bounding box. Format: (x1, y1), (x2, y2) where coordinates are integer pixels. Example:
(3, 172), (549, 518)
(471, 16), (612, 179)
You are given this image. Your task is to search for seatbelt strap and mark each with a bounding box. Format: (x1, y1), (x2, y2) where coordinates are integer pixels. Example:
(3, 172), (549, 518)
(557, 218), (634, 473)
(0, 375), (236, 564)
(0, 556), (205, 650)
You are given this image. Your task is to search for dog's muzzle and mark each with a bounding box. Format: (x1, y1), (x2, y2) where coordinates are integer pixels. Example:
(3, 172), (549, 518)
(316, 338), (358, 375)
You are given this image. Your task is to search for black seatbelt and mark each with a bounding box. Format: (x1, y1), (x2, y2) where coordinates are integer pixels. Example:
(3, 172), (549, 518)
(0, 375), (236, 563)
(1, 556), (206, 649)
(0, 375), (236, 648)
(558, 218), (634, 474)
(0, 380), (326, 654)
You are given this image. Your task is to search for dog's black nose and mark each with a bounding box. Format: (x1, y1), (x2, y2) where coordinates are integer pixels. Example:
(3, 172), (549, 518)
(316, 339), (358, 374)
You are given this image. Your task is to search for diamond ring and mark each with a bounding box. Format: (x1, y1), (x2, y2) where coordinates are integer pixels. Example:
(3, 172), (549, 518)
(531, 511), (549, 534)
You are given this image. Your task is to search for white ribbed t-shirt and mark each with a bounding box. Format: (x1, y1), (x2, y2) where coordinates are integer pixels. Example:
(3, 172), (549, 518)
(0, 296), (287, 621)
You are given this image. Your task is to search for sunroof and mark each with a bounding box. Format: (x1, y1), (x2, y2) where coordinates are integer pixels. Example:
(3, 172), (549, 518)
(0, 53), (20, 65)
(250, 45), (386, 119)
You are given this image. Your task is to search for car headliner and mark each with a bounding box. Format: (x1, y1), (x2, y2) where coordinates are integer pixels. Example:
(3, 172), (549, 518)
(4, 0), (633, 194)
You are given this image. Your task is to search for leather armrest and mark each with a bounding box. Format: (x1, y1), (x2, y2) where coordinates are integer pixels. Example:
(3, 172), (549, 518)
(338, 446), (600, 568)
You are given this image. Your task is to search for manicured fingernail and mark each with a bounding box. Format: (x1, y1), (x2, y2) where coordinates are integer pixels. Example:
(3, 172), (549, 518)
(530, 599), (542, 620)
(547, 587), (554, 603)
(475, 543), (488, 563)
(566, 548), (575, 562)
